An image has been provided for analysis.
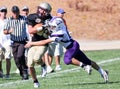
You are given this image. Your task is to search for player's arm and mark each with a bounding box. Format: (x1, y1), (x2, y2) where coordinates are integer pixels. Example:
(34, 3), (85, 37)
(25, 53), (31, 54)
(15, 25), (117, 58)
(25, 38), (53, 48)
(27, 14), (44, 34)
(28, 24), (43, 34)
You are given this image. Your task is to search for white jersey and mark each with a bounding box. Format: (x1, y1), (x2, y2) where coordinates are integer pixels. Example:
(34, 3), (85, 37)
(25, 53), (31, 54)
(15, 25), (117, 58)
(0, 19), (12, 48)
(49, 17), (72, 48)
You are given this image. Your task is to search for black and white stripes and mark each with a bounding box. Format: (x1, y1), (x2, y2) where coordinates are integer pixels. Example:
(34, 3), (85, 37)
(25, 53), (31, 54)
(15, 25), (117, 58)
(4, 15), (27, 42)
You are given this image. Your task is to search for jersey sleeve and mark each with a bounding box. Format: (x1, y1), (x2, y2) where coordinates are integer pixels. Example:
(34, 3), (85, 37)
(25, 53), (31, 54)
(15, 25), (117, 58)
(49, 37), (56, 41)
(27, 14), (36, 26)
(27, 13), (42, 27)
(49, 35), (63, 42)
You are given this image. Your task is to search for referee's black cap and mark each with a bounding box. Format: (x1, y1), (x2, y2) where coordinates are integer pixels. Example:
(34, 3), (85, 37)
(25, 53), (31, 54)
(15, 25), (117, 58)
(11, 6), (20, 13)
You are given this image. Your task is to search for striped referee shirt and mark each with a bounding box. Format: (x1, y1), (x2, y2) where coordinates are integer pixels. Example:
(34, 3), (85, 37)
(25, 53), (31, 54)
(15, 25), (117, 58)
(4, 15), (27, 42)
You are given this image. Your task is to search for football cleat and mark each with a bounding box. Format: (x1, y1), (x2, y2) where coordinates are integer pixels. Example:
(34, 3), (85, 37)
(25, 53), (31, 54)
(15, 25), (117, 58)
(5, 74), (10, 79)
(46, 66), (54, 73)
(101, 70), (109, 83)
(22, 69), (29, 80)
(83, 65), (92, 75)
(41, 66), (47, 78)
(34, 82), (40, 88)
(22, 74), (29, 80)
(55, 65), (62, 71)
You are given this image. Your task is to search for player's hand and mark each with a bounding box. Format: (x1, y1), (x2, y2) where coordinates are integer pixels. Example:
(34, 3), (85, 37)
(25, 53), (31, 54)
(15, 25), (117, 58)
(25, 42), (32, 48)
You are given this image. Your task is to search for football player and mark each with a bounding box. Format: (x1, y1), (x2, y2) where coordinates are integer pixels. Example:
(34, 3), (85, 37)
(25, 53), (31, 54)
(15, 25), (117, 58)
(26, 2), (52, 88)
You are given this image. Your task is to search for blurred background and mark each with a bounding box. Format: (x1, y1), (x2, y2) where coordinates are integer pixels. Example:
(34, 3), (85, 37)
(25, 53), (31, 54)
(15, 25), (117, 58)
(1, 0), (120, 40)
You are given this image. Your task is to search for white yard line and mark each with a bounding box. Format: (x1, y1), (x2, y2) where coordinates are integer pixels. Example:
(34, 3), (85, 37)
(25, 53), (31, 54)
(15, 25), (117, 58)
(0, 57), (120, 87)
(97, 57), (120, 65)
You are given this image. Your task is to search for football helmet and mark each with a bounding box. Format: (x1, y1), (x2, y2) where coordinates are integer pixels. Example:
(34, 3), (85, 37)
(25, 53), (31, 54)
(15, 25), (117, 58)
(39, 2), (52, 13)
(49, 18), (64, 31)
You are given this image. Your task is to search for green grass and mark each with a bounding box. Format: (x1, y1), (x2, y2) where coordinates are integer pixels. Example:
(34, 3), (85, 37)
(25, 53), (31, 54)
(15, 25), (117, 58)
(0, 49), (120, 89)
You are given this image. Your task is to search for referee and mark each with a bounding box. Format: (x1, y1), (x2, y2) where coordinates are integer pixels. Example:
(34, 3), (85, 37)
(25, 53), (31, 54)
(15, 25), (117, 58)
(4, 6), (28, 80)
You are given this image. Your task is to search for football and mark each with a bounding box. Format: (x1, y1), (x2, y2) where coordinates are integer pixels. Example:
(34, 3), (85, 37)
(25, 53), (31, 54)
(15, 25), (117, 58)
(34, 23), (44, 35)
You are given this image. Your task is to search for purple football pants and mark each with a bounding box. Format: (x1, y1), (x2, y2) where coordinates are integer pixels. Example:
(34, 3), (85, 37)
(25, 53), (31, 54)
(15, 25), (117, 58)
(64, 40), (91, 65)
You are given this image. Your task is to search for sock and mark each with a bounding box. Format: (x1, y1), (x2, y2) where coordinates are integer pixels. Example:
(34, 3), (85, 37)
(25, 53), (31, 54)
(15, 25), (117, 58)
(98, 68), (104, 75)
(41, 63), (46, 67)
(79, 62), (85, 68)
(34, 79), (38, 83)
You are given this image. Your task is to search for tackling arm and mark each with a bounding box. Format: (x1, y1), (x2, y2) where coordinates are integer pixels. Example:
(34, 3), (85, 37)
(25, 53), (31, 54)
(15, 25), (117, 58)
(25, 38), (53, 48)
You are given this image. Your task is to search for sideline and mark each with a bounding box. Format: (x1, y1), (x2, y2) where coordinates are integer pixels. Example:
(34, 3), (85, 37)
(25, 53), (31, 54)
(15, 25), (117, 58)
(77, 40), (120, 51)
(0, 57), (120, 87)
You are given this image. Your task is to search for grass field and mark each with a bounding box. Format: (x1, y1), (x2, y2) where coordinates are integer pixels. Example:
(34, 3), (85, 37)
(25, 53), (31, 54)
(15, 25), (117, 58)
(0, 49), (120, 89)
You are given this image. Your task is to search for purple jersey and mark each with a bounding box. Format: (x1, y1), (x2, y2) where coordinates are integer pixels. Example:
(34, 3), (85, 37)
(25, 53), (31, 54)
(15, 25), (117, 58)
(49, 17), (72, 48)
(49, 17), (91, 65)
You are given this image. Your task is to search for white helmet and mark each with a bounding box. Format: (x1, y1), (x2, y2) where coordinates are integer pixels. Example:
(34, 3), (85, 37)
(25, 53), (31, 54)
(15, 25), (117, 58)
(49, 18), (64, 31)
(39, 2), (52, 13)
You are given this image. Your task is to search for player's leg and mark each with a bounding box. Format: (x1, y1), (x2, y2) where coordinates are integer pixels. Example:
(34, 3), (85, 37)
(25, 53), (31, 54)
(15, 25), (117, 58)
(48, 55), (53, 65)
(44, 53), (54, 73)
(44, 43), (54, 73)
(55, 55), (62, 71)
(0, 48), (4, 78)
(64, 41), (92, 74)
(29, 67), (40, 88)
(54, 43), (63, 71)
(75, 47), (109, 83)
(4, 46), (12, 78)
(33, 46), (47, 77)
(91, 60), (109, 82)
(17, 43), (28, 80)
(64, 50), (92, 74)
(65, 40), (108, 82)
(6, 58), (11, 78)
(27, 46), (40, 88)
